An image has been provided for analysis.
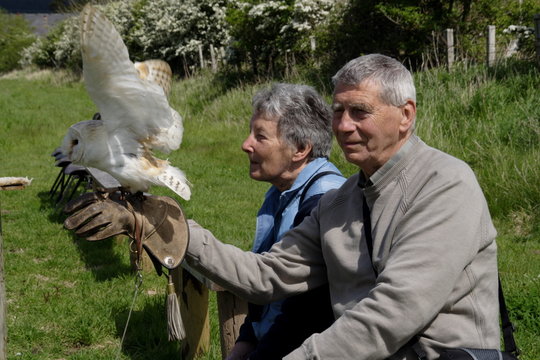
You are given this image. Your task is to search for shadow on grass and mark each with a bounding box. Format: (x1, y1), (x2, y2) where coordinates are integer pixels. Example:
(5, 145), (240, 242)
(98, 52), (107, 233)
(37, 190), (133, 281)
(114, 297), (182, 359)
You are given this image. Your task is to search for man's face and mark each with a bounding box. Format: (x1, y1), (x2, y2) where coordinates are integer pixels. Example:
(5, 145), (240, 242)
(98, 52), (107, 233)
(332, 81), (412, 176)
(241, 113), (296, 189)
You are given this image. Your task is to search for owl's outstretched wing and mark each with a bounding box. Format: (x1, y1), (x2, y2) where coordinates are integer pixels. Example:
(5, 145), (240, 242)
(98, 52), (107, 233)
(134, 60), (173, 98)
(80, 5), (182, 154)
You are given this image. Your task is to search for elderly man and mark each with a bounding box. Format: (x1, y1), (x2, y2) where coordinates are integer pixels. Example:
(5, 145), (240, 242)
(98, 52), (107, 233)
(65, 54), (500, 359)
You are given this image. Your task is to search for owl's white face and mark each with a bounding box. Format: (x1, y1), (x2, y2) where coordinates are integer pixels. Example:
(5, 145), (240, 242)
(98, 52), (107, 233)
(61, 120), (106, 165)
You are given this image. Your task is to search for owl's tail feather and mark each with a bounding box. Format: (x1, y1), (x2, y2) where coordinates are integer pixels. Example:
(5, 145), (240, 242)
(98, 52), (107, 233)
(157, 166), (191, 201)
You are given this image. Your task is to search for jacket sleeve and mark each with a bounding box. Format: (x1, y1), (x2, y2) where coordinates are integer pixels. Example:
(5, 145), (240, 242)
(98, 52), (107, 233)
(185, 212), (328, 304)
(283, 169), (498, 359)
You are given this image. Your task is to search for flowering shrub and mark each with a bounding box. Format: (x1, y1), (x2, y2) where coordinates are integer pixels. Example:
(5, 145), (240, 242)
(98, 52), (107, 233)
(226, 0), (336, 74)
(502, 25), (536, 58)
(18, 15), (80, 70)
(18, 0), (230, 73)
(129, 0), (230, 69)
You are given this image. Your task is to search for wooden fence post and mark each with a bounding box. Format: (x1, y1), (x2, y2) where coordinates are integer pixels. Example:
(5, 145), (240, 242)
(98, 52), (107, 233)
(486, 25), (496, 67)
(217, 291), (248, 359)
(310, 36), (316, 53)
(0, 178), (33, 360)
(445, 28), (455, 70)
(172, 266), (211, 360)
(210, 45), (218, 73)
(0, 201), (6, 360)
(198, 44), (205, 69)
(220, 47), (227, 65)
(534, 14), (540, 65)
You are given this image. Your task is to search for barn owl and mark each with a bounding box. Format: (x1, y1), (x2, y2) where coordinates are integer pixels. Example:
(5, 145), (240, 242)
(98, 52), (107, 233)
(61, 4), (190, 200)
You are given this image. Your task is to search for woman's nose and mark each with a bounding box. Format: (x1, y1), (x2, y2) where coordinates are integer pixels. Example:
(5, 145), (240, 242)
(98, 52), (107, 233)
(241, 135), (253, 153)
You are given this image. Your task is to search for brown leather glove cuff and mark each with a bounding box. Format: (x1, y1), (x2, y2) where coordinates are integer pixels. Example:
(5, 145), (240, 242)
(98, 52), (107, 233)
(64, 192), (189, 271)
(136, 195), (189, 270)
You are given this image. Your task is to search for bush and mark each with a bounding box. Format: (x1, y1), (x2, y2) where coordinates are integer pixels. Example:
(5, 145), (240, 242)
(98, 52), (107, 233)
(314, 0), (540, 73)
(226, 0), (334, 75)
(0, 9), (36, 73)
(18, 0), (231, 75)
(18, 14), (81, 71)
(128, 0), (230, 75)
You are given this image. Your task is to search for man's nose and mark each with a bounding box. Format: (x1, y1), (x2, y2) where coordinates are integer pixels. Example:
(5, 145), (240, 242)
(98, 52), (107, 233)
(334, 111), (356, 133)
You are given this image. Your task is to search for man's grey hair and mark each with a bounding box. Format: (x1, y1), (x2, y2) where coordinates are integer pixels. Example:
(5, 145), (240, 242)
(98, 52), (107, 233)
(331, 54), (416, 106)
(252, 83), (333, 159)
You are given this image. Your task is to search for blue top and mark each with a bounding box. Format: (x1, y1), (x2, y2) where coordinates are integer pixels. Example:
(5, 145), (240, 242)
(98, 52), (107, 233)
(249, 157), (346, 339)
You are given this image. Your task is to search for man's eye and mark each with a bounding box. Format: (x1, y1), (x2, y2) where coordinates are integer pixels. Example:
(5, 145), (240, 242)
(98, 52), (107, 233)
(350, 107), (368, 117)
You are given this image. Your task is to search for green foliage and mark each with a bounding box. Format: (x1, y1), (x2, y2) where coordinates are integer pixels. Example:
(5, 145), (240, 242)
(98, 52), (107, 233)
(0, 10), (36, 73)
(18, 0), (231, 75)
(14, 0), (540, 78)
(0, 61), (538, 358)
(315, 0), (540, 73)
(129, 0), (230, 74)
(18, 15), (81, 71)
(225, 0), (334, 75)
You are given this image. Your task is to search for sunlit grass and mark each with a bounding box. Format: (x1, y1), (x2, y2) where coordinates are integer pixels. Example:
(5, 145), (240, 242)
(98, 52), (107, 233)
(0, 61), (538, 359)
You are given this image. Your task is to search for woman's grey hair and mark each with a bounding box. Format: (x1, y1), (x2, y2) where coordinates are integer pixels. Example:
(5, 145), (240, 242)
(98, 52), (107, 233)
(331, 54), (416, 106)
(252, 83), (333, 159)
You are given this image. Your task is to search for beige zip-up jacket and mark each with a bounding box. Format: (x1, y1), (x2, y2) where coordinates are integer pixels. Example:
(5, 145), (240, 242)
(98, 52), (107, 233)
(186, 135), (500, 359)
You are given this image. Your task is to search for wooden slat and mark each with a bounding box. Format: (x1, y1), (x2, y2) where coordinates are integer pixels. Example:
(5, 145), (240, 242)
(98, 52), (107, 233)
(172, 267), (210, 360)
(217, 291), (248, 359)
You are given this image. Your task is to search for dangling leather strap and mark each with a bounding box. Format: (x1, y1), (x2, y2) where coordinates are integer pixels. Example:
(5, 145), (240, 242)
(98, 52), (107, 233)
(362, 194), (378, 276)
(126, 200), (144, 269)
(499, 277), (520, 357)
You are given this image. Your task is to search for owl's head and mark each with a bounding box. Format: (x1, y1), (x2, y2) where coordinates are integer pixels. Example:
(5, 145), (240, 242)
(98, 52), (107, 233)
(61, 119), (105, 164)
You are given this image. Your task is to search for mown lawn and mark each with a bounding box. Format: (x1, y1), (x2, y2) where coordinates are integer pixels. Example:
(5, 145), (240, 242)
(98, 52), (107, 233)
(0, 61), (538, 359)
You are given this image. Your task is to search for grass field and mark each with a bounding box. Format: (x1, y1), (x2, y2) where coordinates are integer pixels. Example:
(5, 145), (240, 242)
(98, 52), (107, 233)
(0, 60), (538, 359)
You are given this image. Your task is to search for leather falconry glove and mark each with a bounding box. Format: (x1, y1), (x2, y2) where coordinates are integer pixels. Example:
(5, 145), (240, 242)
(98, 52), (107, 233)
(64, 191), (189, 341)
(63, 191), (189, 273)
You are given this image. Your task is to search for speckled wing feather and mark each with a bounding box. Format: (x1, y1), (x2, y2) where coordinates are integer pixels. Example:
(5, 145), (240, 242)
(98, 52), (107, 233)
(135, 60), (173, 98)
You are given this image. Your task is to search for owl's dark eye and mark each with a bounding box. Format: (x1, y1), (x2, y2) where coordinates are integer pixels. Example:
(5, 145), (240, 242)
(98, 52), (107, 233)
(72, 139), (79, 146)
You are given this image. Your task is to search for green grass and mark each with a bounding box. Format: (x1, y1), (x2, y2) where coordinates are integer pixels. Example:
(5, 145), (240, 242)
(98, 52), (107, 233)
(0, 61), (538, 359)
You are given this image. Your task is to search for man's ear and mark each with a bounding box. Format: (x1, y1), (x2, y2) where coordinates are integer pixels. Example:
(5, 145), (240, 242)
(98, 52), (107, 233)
(399, 99), (416, 134)
(292, 143), (312, 162)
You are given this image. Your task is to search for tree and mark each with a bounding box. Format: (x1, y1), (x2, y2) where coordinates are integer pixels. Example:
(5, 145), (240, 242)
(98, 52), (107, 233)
(317, 0), (540, 73)
(226, 0), (334, 75)
(0, 10), (36, 73)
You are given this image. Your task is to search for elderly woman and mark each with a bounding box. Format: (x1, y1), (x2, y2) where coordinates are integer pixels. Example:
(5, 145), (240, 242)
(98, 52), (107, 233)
(227, 83), (346, 360)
